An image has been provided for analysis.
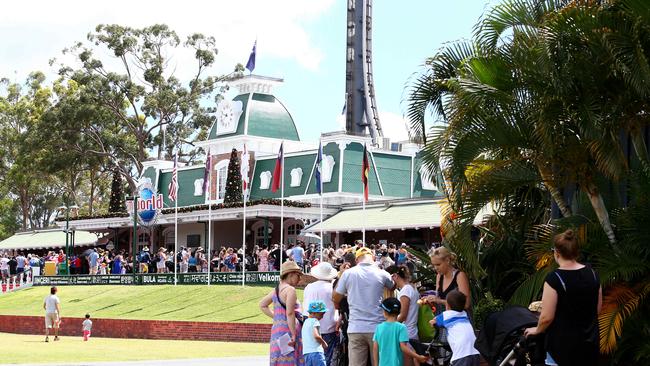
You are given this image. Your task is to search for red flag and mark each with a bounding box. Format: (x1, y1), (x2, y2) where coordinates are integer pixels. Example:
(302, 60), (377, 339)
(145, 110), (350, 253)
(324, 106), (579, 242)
(271, 142), (284, 192)
(168, 153), (178, 202)
(362, 143), (369, 202)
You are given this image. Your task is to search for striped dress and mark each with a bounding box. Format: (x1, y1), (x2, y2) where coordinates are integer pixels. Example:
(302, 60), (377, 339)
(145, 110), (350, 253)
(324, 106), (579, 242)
(270, 291), (304, 366)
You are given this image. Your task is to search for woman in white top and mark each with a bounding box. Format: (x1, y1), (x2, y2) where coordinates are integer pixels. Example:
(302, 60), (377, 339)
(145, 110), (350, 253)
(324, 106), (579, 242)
(387, 265), (422, 366)
(156, 248), (167, 273)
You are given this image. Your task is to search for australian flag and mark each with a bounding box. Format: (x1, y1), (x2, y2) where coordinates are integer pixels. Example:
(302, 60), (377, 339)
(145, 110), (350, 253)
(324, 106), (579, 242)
(315, 141), (323, 195)
(245, 41), (256, 73)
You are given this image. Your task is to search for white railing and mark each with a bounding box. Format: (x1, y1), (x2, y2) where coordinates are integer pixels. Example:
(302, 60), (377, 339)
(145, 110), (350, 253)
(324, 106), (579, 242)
(1, 268), (33, 294)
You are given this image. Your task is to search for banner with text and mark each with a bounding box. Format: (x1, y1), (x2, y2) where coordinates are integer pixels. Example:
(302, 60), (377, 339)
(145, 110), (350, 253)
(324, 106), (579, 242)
(33, 272), (281, 286)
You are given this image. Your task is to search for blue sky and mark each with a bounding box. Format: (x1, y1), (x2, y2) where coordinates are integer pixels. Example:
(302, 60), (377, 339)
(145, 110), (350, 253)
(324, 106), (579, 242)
(0, 0), (495, 144)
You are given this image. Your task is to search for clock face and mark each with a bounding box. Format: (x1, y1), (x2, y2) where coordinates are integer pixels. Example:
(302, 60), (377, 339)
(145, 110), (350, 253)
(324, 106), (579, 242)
(216, 100), (243, 135)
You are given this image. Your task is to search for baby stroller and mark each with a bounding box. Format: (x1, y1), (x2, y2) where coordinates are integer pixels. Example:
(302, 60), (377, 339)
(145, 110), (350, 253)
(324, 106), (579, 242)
(475, 306), (545, 366)
(422, 337), (453, 366)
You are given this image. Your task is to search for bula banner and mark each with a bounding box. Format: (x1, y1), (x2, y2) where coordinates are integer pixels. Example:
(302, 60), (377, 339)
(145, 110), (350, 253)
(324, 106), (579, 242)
(33, 272), (281, 286)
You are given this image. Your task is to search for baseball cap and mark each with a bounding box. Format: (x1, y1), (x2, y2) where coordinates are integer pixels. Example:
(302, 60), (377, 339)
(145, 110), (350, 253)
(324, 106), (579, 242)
(355, 247), (373, 259)
(308, 301), (328, 314)
(381, 297), (401, 315)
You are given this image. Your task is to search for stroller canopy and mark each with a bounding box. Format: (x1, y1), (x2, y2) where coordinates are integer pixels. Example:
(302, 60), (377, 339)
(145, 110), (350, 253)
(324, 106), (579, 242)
(475, 306), (539, 363)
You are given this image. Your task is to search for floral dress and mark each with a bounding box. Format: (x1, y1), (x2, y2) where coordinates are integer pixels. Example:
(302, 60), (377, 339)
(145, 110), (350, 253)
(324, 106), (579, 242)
(270, 289), (304, 366)
(258, 250), (269, 272)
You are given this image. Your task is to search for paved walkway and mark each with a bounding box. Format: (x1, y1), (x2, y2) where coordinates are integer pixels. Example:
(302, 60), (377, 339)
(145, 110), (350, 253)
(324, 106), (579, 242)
(11, 357), (268, 366)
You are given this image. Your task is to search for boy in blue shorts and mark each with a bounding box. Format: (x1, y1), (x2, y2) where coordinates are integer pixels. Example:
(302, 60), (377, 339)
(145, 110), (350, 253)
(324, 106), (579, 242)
(302, 301), (329, 366)
(373, 297), (428, 366)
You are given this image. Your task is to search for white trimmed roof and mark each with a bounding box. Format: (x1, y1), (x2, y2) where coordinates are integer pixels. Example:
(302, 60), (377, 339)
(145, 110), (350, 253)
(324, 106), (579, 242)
(0, 230), (98, 251)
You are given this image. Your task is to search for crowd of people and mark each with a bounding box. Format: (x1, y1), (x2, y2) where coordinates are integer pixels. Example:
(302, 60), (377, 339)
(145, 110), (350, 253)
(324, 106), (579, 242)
(1, 251), (38, 284)
(260, 243), (476, 366)
(260, 229), (602, 366)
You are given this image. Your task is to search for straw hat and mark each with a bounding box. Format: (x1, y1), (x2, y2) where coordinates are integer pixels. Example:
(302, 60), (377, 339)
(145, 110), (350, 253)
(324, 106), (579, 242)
(309, 262), (338, 281)
(143, 246), (149, 252)
(158, 247), (167, 252)
(281, 261), (302, 276)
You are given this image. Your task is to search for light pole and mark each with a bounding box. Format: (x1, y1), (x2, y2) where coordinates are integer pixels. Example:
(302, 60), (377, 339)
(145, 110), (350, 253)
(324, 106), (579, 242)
(57, 200), (79, 275)
(126, 194), (139, 282)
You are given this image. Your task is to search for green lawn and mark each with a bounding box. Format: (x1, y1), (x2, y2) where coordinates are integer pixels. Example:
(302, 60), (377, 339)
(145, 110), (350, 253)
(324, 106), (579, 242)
(0, 285), (302, 323)
(0, 332), (268, 363)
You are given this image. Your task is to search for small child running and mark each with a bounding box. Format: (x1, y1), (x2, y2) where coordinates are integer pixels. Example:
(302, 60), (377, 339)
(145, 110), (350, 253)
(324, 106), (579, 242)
(373, 297), (428, 366)
(82, 313), (92, 341)
(301, 301), (329, 366)
(430, 290), (480, 366)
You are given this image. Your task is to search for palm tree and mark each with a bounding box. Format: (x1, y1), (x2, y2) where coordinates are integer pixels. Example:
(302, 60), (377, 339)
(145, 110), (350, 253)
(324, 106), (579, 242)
(405, 0), (650, 361)
(406, 0), (650, 245)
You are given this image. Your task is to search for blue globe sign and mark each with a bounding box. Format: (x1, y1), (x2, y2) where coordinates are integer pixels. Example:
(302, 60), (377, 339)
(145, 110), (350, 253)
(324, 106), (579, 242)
(136, 183), (164, 226)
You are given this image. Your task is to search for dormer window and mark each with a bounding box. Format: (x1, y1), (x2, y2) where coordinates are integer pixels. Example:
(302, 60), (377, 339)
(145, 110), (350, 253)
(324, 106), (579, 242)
(260, 171), (272, 190)
(290, 168), (303, 187)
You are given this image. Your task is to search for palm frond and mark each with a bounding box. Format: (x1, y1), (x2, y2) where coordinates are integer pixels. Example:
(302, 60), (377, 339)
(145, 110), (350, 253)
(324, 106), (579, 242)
(599, 282), (650, 354)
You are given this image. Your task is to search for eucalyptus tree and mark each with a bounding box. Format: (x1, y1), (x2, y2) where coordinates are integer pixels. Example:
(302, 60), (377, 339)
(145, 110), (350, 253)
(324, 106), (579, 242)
(52, 24), (244, 193)
(0, 72), (60, 230)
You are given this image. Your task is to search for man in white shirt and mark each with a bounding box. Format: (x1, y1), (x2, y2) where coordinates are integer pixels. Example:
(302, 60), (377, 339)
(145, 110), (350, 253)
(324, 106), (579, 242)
(333, 247), (395, 366)
(44, 286), (61, 342)
(0, 253), (9, 283)
(303, 262), (339, 365)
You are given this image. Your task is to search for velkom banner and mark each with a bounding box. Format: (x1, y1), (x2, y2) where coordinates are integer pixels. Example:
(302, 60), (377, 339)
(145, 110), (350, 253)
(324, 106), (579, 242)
(33, 272), (281, 286)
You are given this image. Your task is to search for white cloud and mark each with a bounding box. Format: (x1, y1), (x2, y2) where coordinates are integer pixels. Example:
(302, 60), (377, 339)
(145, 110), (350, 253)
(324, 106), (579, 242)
(0, 0), (334, 80)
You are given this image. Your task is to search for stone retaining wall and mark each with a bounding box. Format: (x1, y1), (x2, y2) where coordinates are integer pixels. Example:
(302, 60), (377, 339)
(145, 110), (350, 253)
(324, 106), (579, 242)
(0, 315), (271, 343)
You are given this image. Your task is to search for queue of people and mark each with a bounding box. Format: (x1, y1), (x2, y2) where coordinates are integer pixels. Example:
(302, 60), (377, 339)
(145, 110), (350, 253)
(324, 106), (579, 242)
(260, 229), (602, 366)
(260, 243), (471, 366)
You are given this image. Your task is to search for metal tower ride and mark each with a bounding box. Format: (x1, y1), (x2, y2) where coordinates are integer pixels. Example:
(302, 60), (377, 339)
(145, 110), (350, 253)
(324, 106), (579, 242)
(345, 0), (383, 145)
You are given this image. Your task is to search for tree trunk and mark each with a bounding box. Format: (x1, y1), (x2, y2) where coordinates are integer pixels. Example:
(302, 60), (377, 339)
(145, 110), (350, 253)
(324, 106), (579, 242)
(89, 169), (95, 216)
(630, 130), (650, 175)
(19, 189), (29, 230)
(538, 167), (572, 217)
(584, 181), (617, 245)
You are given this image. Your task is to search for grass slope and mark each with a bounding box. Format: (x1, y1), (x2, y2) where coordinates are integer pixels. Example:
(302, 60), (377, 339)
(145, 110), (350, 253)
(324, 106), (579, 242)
(0, 332), (268, 364)
(0, 285), (302, 323)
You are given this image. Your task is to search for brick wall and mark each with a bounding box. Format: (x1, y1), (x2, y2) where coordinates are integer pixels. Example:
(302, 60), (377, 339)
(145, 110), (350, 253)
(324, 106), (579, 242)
(0, 315), (271, 343)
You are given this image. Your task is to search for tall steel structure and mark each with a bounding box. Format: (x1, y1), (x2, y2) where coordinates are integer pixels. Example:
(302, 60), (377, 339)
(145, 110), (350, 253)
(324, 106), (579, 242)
(345, 0), (383, 145)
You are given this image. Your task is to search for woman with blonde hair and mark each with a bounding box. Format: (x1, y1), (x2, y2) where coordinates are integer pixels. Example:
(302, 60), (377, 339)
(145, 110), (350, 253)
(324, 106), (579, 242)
(425, 247), (471, 310)
(424, 246), (471, 361)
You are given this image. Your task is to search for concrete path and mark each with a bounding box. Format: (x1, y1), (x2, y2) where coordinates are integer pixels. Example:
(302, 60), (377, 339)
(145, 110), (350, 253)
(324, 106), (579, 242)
(8, 357), (268, 366)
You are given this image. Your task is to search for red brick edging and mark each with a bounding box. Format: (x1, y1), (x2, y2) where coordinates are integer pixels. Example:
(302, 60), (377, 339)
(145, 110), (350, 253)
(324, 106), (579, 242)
(0, 315), (271, 343)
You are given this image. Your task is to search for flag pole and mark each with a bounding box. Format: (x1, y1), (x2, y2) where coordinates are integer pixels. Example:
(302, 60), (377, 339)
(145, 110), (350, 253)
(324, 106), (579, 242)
(242, 191), (247, 287)
(174, 184), (178, 287)
(207, 159), (212, 287)
(319, 140), (324, 262)
(280, 142), (285, 273)
(362, 194), (366, 246)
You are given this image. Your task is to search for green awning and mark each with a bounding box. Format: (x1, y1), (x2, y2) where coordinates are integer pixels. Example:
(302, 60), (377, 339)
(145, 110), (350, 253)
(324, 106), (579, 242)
(304, 200), (489, 233)
(0, 230), (98, 251)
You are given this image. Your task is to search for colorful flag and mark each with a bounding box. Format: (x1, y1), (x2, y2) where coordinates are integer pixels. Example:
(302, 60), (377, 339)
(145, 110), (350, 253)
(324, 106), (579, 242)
(241, 144), (250, 197)
(271, 142), (284, 193)
(362, 143), (369, 202)
(315, 141), (323, 195)
(168, 153), (178, 202)
(203, 149), (212, 197)
(245, 40), (256, 73)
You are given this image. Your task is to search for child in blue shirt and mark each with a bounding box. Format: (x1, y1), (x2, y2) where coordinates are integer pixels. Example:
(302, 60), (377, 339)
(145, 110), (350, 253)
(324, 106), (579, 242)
(302, 301), (329, 366)
(373, 297), (429, 366)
